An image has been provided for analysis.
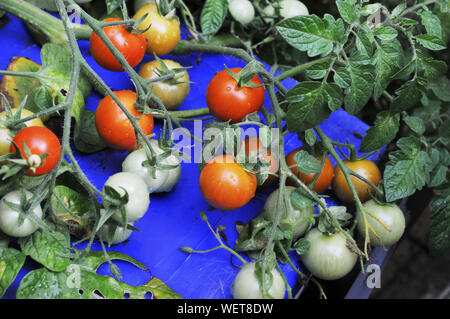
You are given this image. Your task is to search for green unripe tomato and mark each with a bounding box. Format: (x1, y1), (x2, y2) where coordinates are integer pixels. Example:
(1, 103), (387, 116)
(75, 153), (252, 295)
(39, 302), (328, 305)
(229, 0), (255, 25)
(280, 0), (309, 18)
(262, 186), (314, 240)
(231, 262), (285, 299)
(0, 190), (43, 238)
(301, 228), (357, 280)
(356, 200), (406, 247)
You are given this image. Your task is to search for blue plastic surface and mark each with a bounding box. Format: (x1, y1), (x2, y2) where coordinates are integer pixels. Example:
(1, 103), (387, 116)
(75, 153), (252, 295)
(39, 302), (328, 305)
(0, 14), (384, 299)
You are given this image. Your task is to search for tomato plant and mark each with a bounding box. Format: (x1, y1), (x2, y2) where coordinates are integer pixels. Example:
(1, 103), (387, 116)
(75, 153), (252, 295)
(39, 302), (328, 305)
(199, 155), (257, 211)
(138, 59), (190, 110)
(89, 18), (147, 72)
(1, 0), (449, 301)
(95, 90), (154, 152)
(286, 147), (334, 194)
(10, 126), (61, 176)
(332, 159), (381, 203)
(206, 68), (265, 123)
(133, 3), (181, 56)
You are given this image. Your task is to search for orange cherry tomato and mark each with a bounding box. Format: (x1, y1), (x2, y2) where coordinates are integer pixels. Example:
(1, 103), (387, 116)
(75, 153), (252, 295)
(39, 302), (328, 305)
(332, 159), (381, 203)
(10, 126), (61, 176)
(95, 90), (154, 152)
(90, 18), (147, 72)
(286, 147), (334, 194)
(199, 155), (257, 211)
(206, 68), (265, 123)
(243, 136), (279, 186)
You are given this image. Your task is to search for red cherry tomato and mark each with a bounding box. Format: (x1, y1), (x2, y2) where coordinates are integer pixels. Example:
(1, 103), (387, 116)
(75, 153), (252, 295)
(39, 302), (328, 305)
(90, 18), (147, 72)
(95, 90), (154, 152)
(286, 147), (334, 194)
(199, 155), (257, 211)
(206, 68), (265, 123)
(10, 126), (61, 176)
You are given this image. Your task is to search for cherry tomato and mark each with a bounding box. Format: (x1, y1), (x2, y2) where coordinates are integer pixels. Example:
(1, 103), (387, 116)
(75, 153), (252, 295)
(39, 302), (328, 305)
(133, 4), (181, 56)
(286, 147), (334, 194)
(103, 172), (150, 223)
(138, 59), (190, 110)
(199, 155), (257, 211)
(301, 228), (358, 280)
(356, 200), (405, 247)
(231, 262), (286, 299)
(262, 186), (314, 239)
(243, 136), (278, 186)
(332, 159), (381, 203)
(89, 18), (147, 72)
(0, 109), (44, 156)
(229, 0), (255, 25)
(95, 90), (154, 152)
(280, 0), (309, 18)
(0, 190), (43, 237)
(10, 126), (61, 176)
(206, 68), (265, 123)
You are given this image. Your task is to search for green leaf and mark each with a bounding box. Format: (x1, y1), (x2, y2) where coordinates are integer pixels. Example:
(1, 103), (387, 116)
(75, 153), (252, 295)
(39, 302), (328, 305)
(16, 267), (182, 299)
(372, 40), (402, 99)
(391, 80), (423, 113)
(415, 34), (446, 51)
(336, 0), (359, 24)
(276, 15), (344, 57)
(384, 137), (433, 202)
(360, 111), (400, 153)
(343, 63), (375, 114)
(73, 109), (107, 153)
(293, 238), (310, 255)
(419, 10), (442, 39)
(403, 115), (425, 135)
(290, 188), (315, 211)
(77, 250), (149, 272)
(50, 185), (95, 237)
(429, 77), (450, 102)
(18, 226), (71, 272)
(105, 0), (123, 15)
(293, 150), (322, 174)
(428, 185), (450, 256)
(373, 26), (398, 41)
(200, 0), (228, 40)
(418, 55), (447, 79)
(0, 247), (26, 298)
(286, 81), (341, 133)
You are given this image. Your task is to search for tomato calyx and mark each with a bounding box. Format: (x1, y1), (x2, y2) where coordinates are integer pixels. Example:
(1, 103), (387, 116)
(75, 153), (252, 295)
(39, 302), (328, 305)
(102, 186), (130, 226)
(150, 54), (192, 86)
(1, 139), (49, 178)
(223, 63), (264, 89)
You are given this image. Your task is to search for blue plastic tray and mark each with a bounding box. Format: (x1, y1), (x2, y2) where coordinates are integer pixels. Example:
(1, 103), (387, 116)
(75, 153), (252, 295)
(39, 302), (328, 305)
(0, 13), (384, 299)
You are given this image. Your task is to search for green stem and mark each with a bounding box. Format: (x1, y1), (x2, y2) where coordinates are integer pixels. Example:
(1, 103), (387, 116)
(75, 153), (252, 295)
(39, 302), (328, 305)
(0, 0), (91, 44)
(274, 57), (332, 82)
